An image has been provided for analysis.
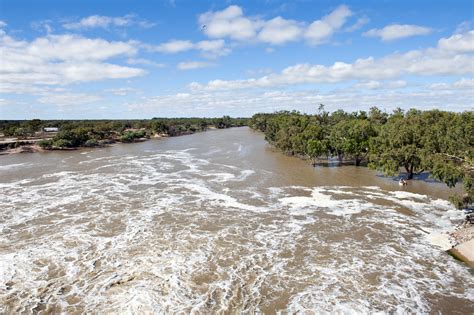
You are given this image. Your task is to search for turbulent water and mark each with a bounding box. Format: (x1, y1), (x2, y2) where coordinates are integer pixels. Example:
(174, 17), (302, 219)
(1, 127), (473, 313)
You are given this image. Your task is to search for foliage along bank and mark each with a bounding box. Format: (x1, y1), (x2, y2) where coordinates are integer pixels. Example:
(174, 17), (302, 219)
(0, 116), (248, 150)
(249, 107), (473, 209)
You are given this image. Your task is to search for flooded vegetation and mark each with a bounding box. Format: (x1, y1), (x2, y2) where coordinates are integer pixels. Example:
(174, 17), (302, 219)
(250, 108), (473, 210)
(1, 127), (473, 313)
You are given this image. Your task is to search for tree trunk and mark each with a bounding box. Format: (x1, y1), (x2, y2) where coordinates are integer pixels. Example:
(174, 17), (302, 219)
(355, 157), (362, 166)
(338, 153), (343, 163)
(404, 163), (410, 174)
(406, 164), (414, 179)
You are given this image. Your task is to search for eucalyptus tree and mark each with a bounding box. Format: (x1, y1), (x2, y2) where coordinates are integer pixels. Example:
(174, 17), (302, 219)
(369, 109), (426, 179)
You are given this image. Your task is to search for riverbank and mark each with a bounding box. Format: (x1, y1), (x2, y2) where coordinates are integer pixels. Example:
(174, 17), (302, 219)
(0, 144), (46, 155)
(0, 117), (249, 156)
(428, 217), (474, 268)
(0, 136), (158, 155)
(0, 127), (243, 156)
(448, 220), (474, 268)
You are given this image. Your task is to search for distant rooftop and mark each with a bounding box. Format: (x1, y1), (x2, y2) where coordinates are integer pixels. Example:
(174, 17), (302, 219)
(43, 127), (59, 132)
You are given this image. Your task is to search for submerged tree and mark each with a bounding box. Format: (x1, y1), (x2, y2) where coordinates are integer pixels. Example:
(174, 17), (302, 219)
(249, 107), (473, 210)
(369, 109), (425, 179)
(421, 111), (474, 208)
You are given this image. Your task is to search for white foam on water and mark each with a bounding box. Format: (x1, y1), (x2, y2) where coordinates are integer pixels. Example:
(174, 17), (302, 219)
(279, 186), (376, 216)
(1, 146), (473, 313)
(0, 162), (34, 171)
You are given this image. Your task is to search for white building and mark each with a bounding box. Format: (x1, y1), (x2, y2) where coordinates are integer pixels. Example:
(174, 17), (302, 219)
(43, 127), (59, 132)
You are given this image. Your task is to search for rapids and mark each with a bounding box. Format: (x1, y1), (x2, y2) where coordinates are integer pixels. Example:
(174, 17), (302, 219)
(1, 127), (473, 313)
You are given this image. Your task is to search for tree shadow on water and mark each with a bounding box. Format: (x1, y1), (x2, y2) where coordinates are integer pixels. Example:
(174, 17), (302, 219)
(312, 160), (368, 168)
(376, 172), (442, 184)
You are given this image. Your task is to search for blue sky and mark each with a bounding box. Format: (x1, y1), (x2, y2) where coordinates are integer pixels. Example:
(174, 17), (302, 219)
(0, 0), (473, 119)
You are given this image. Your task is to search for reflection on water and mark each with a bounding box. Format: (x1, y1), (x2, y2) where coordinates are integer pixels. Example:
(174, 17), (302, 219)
(0, 127), (472, 313)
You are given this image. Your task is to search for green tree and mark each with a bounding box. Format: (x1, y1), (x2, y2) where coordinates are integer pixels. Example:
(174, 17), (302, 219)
(369, 110), (425, 179)
(53, 139), (73, 148)
(306, 139), (327, 166)
(37, 139), (53, 148)
(368, 107), (388, 125)
(345, 119), (376, 166)
(28, 119), (42, 133)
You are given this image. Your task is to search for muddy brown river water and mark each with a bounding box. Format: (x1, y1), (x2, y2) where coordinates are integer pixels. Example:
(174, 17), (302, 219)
(0, 127), (473, 313)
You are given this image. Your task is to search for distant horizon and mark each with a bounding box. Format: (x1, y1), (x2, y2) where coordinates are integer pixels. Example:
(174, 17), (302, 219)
(1, 0), (473, 119)
(1, 105), (473, 121)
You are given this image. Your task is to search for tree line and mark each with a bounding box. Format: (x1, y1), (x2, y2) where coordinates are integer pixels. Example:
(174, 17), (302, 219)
(0, 116), (248, 149)
(250, 106), (473, 209)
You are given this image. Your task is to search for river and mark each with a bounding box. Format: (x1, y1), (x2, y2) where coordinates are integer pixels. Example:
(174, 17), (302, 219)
(0, 127), (473, 313)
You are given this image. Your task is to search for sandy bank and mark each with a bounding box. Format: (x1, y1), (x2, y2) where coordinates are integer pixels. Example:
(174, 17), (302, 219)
(0, 144), (45, 155)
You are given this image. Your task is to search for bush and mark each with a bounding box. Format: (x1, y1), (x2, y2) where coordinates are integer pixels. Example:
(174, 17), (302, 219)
(449, 194), (472, 210)
(135, 130), (147, 138)
(120, 132), (135, 143)
(53, 128), (91, 147)
(53, 139), (73, 148)
(84, 139), (99, 147)
(120, 130), (147, 143)
(37, 139), (53, 148)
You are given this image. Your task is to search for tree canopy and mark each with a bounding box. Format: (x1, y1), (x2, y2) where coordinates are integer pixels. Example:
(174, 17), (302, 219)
(250, 107), (473, 209)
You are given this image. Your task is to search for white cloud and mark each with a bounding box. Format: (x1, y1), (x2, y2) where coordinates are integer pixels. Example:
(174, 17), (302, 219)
(190, 31), (474, 91)
(31, 20), (54, 34)
(453, 78), (474, 88)
(38, 92), (102, 106)
(364, 24), (432, 41)
(0, 32), (145, 89)
(438, 30), (474, 52)
(429, 78), (474, 90)
(455, 21), (472, 34)
(354, 80), (407, 90)
(150, 39), (230, 57)
(63, 14), (154, 30)
(154, 39), (194, 53)
(127, 58), (166, 68)
(127, 85), (474, 117)
(177, 61), (215, 70)
(194, 39), (230, 57)
(305, 5), (352, 44)
(199, 5), (352, 45)
(355, 80), (382, 89)
(0, 21), (6, 28)
(27, 34), (138, 61)
(199, 5), (261, 41)
(345, 17), (369, 32)
(195, 39), (224, 51)
(258, 17), (303, 45)
(106, 87), (140, 96)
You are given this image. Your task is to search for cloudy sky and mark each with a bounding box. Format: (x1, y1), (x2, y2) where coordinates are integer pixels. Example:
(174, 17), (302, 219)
(0, 0), (473, 119)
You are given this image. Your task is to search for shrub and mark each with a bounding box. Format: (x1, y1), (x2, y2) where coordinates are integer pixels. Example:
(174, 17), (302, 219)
(84, 139), (99, 147)
(120, 132), (135, 143)
(37, 139), (53, 148)
(53, 139), (73, 148)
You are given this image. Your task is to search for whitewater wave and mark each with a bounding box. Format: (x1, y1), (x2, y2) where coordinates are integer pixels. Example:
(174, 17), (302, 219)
(0, 142), (472, 313)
